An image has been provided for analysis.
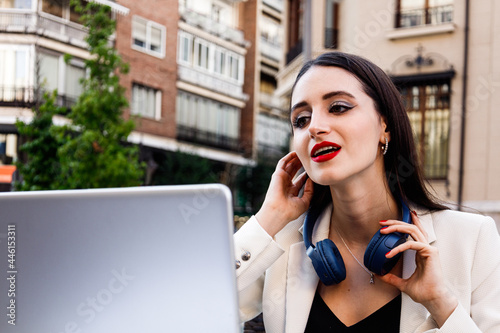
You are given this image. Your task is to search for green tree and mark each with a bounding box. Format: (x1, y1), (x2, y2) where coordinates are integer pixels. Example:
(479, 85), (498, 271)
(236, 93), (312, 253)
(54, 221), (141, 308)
(54, 0), (144, 189)
(15, 91), (63, 191)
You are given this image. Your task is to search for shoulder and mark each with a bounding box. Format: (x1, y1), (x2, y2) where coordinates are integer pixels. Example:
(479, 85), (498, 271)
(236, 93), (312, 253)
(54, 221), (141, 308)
(429, 209), (496, 232)
(422, 208), (499, 248)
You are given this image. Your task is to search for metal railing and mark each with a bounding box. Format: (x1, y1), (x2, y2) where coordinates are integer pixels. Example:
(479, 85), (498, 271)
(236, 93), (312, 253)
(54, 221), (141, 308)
(0, 86), (76, 111)
(177, 125), (242, 153)
(396, 4), (453, 28)
(286, 39), (302, 64)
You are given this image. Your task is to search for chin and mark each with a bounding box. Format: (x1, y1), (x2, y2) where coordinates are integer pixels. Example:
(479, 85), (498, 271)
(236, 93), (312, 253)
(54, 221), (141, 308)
(308, 172), (343, 187)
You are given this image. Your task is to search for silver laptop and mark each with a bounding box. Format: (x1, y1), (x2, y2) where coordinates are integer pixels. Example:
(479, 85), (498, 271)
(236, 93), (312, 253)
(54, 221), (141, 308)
(0, 184), (240, 332)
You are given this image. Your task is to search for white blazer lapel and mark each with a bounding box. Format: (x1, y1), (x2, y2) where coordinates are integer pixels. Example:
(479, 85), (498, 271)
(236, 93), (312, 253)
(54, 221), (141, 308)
(284, 205), (332, 333)
(284, 241), (318, 333)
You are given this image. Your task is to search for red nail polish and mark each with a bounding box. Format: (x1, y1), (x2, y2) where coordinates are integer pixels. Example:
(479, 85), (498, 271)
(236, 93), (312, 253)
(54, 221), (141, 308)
(386, 251), (391, 256)
(380, 220), (388, 223)
(381, 226), (389, 229)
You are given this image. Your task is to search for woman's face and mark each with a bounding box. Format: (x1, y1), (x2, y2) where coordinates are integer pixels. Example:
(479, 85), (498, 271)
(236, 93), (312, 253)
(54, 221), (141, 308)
(290, 65), (388, 187)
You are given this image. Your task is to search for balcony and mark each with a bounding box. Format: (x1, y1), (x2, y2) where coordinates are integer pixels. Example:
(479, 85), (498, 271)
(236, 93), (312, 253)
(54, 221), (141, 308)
(0, 86), (76, 112)
(179, 7), (246, 47)
(259, 92), (285, 111)
(286, 39), (302, 64)
(396, 5), (453, 28)
(263, 0), (284, 12)
(177, 125), (242, 153)
(0, 10), (87, 47)
(177, 63), (247, 101)
(260, 37), (281, 62)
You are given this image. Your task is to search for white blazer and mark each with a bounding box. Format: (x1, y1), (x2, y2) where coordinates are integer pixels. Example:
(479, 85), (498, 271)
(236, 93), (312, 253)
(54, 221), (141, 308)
(234, 206), (500, 333)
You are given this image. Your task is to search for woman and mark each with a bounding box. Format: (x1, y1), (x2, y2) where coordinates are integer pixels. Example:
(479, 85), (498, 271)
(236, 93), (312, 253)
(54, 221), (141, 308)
(234, 52), (500, 332)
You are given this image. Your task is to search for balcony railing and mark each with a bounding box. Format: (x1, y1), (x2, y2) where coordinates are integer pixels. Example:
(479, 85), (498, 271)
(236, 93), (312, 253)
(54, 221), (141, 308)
(262, 0), (284, 12)
(177, 125), (242, 153)
(286, 39), (302, 64)
(0, 86), (35, 108)
(0, 86), (76, 111)
(260, 37), (282, 62)
(179, 7), (246, 47)
(396, 5), (453, 28)
(0, 10), (88, 46)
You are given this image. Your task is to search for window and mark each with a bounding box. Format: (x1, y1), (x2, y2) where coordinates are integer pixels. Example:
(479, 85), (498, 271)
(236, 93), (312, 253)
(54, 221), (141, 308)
(39, 53), (60, 92)
(214, 48), (226, 75)
(396, 0), (453, 28)
(324, 0), (339, 48)
(64, 63), (85, 102)
(399, 81), (451, 179)
(132, 16), (166, 58)
(287, 0), (303, 63)
(0, 46), (30, 103)
(39, 52), (86, 107)
(261, 15), (282, 46)
(42, 0), (63, 17)
(194, 39), (210, 70)
(178, 32), (192, 64)
(0, 0), (32, 9)
(177, 31), (245, 84)
(227, 53), (240, 81)
(176, 90), (241, 151)
(131, 84), (162, 120)
(257, 114), (290, 155)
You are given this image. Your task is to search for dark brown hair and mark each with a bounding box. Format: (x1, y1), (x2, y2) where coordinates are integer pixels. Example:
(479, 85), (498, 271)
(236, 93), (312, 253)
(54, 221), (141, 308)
(291, 51), (447, 211)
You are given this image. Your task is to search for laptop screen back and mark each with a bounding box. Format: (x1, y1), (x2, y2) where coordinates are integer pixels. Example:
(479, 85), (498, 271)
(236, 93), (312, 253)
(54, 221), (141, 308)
(0, 184), (240, 332)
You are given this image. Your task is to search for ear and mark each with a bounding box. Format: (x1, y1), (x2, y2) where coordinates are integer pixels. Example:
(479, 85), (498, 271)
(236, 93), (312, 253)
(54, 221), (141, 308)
(379, 116), (391, 143)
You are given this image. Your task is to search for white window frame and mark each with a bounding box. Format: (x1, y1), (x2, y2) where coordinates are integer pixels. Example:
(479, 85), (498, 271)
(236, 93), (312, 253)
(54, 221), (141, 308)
(131, 15), (166, 58)
(131, 83), (162, 120)
(177, 31), (193, 65)
(193, 38), (211, 71)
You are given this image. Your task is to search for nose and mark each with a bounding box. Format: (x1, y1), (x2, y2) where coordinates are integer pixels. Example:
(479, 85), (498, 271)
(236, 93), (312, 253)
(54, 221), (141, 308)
(308, 112), (330, 139)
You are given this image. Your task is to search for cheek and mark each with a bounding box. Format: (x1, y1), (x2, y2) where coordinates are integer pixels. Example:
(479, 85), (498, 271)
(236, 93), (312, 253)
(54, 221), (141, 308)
(292, 133), (309, 158)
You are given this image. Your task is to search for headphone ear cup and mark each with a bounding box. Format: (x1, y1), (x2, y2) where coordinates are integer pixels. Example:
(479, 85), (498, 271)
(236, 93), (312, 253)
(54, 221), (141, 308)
(364, 230), (407, 276)
(315, 239), (346, 285)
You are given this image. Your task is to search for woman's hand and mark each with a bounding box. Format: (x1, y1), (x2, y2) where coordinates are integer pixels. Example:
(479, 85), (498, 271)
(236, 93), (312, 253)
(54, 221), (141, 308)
(255, 152), (314, 238)
(378, 211), (458, 327)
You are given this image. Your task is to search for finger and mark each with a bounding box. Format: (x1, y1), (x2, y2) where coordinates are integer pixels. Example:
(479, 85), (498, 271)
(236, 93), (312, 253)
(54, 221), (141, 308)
(378, 272), (406, 291)
(276, 151), (297, 170)
(410, 210), (428, 240)
(379, 220), (427, 243)
(385, 240), (428, 259)
(292, 171), (308, 188)
(301, 178), (314, 204)
(285, 156), (303, 178)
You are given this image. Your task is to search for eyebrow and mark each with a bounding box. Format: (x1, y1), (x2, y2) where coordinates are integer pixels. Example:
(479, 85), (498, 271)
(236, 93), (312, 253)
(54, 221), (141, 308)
(291, 90), (356, 112)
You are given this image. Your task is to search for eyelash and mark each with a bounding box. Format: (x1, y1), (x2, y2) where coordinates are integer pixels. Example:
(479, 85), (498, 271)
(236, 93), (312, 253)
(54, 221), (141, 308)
(291, 103), (353, 129)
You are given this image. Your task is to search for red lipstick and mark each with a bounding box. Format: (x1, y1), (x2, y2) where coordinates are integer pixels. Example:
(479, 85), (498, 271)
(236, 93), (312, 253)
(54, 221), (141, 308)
(310, 141), (341, 163)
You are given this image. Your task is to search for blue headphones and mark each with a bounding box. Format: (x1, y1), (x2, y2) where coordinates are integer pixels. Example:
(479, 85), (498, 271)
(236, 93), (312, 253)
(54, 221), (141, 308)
(303, 197), (411, 285)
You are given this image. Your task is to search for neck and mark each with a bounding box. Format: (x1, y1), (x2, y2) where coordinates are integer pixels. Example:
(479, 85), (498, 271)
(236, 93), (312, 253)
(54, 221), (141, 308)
(329, 175), (400, 246)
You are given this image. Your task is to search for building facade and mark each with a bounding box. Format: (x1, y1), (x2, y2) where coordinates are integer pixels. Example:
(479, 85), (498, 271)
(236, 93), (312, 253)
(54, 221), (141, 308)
(277, 0), (500, 226)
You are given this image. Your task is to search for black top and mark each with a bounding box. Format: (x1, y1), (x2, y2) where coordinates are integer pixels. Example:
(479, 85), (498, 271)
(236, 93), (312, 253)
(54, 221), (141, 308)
(304, 291), (401, 333)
